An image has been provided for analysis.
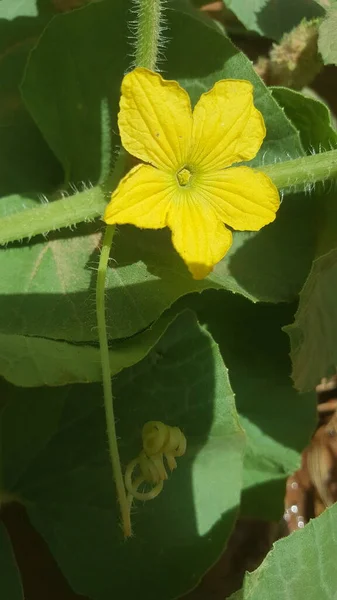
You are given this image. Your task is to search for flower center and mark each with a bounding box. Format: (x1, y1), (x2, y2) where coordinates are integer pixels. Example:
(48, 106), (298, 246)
(177, 167), (192, 187)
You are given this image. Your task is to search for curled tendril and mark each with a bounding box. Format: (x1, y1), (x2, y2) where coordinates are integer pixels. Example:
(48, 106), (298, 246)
(125, 421), (187, 505)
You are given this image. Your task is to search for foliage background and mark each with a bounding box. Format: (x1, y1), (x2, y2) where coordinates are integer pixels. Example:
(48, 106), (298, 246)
(0, 0), (337, 598)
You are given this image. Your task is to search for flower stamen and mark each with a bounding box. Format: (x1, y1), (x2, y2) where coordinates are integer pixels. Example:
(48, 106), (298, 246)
(177, 167), (192, 186)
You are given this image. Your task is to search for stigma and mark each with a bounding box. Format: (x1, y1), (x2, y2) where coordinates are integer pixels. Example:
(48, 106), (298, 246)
(177, 167), (192, 186)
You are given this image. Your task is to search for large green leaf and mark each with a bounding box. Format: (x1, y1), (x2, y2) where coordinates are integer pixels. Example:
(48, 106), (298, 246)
(0, 0), (68, 19)
(0, 310), (178, 386)
(0, 0), (38, 18)
(0, 523), (23, 600)
(271, 87), (337, 153)
(0, 382), (68, 491)
(286, 245), (337, 392)
(0, 0), (62, 196)
(1, 312), (245, 599)
(224, 0), (324, 40)
(314, 0), (337, 6)
(231, 503), (337, 599)
(285, 190), (337, 392)
(184, 290), (316, 519)
(318, 5), (337, 65)
(21, 0), (130, 185)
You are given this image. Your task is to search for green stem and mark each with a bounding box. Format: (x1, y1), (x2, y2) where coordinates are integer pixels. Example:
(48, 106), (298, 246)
(259, 148), (337, 190)
(135, 0), (163, 70)
(0, 187), (107, 245)
(96, 225), (132, 537)
(1, 149), (337, 246)
(0, 148), (126, 246)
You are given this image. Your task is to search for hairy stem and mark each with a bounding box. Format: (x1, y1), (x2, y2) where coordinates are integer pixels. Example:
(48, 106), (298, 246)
(96, 224), (132, 538)
(0, 187), (107, 245)
(259, 149), (337, 189)
(0, 148), (126, 245)
(134, 0), (163, 70)
(1, 149), (337, 245)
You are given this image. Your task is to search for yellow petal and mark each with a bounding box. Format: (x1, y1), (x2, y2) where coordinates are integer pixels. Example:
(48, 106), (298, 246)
(167, 192), (232, 279)
(104, 164), (175, 228)
(190, 80), (265, 171)
(199, 166), (280, 231)
(118, 68), (192, 171)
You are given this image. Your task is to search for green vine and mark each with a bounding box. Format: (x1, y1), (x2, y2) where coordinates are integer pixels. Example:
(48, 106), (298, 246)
(1, 149), (337, 245)
(260, 148), (337, 189)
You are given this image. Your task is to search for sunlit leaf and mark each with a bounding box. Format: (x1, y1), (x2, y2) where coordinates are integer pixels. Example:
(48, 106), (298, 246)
(318, 5), (337, 65)
(231, 503), (337, 600)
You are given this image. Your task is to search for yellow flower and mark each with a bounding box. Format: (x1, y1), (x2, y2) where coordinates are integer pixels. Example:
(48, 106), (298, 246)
(104, 68), (280, 279)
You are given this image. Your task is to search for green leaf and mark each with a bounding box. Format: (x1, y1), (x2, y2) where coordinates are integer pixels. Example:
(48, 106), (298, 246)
(0, 383), (68, 490)
(230, 503), (337, 599)
(224, 0), (267, 34)
(0, 0), (65, 19)
(21, 1), (131, 184)
(1, 312), (245, 599)
(0, 310), (178, 386)
(0, 194), (39, 217)
(184, 290), (316, 519)
(286, 247), (337, 392)
(0, 0), (39, 18)
(0, 0), (63, 196)
(272, 87), (337, 153)
(318, 5), (337, 65)
(285, 189), (337, 392)
(0, 0), (88, 18)
(314, 0), (336, 7)
(0, 523), (23, 600)
(224, 0), (324, 40)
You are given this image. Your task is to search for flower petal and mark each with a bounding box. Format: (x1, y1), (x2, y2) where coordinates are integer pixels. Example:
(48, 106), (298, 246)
(199, 166), (280, 231)
(190, 80), (265, 171)
(118, 68), (192, 171)
(104, 164), (175, 228)
(167, 192), (232, 279)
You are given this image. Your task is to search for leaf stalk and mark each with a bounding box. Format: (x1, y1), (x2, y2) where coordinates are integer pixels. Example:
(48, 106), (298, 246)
(259, 148), (337, 190)
(96, 224), (132, 537)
